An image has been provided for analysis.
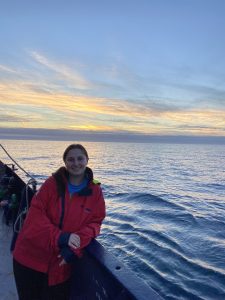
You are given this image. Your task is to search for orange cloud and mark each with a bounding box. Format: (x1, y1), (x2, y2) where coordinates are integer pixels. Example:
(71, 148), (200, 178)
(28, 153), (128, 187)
(0, 54), (225, 136)
(1, 79), (225, 135)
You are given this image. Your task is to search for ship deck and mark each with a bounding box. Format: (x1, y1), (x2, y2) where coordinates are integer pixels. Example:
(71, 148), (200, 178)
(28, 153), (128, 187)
(0, 211), (17, 300)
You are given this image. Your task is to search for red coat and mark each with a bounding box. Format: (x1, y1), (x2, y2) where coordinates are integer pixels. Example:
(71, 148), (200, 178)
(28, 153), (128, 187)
(13, 176), (106, 285)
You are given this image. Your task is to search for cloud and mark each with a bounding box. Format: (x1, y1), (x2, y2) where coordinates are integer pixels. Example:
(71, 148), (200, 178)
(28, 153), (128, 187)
(29, 51), (92, 90)
(0, 110), (42, 123)
(0, 80), (225, 127)
(0, 51), (225, 136)
(0, 81), (163, 119)
(0, 64), (18, 74)
(0, 115), (27, 122)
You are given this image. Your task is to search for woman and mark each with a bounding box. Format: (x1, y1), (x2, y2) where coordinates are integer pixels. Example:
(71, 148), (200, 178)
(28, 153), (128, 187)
(13, 144), (106, 300)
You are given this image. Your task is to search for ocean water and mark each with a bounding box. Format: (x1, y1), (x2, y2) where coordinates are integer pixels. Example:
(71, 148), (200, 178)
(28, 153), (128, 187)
(1, 139), (225, 300)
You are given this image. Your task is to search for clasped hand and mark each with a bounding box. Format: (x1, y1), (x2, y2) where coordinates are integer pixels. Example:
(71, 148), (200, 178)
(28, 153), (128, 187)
(68, 233), (80, 249)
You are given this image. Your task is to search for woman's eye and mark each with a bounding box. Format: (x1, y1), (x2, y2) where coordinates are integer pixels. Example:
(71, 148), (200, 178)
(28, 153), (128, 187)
(67, 158), (74, 162)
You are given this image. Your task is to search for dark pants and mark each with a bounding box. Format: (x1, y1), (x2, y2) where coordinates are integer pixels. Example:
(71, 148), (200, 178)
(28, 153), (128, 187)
(13, 259), (71, 300)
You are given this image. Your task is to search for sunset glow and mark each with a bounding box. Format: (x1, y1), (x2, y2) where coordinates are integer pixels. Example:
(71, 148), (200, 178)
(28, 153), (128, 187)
(0, 1), (225, 141)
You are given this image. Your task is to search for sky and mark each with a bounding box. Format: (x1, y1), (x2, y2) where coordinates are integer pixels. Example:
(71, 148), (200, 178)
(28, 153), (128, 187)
(0, 0), (225, 140)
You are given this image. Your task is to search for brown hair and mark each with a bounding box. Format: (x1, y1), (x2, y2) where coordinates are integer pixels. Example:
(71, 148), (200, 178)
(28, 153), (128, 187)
(63, 144), (89, 162)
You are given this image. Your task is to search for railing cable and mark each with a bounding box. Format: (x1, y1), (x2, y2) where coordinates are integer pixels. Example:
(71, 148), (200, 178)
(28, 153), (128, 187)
(0, 144), (36, 181)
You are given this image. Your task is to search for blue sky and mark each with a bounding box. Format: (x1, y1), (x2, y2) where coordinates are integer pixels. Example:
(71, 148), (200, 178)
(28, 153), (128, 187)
(0, 0), (225, 137)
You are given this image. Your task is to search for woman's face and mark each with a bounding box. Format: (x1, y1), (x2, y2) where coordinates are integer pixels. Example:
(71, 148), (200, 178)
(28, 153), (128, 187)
(64, 148), (88, 177)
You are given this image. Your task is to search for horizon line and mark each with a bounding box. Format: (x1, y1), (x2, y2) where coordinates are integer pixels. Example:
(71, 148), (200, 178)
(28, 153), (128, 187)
(0, 127), (225, 144)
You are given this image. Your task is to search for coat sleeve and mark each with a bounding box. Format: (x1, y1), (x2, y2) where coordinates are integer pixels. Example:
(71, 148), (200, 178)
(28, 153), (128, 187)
(73, 187), (106, 255)
(21, 177), (62, 252)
